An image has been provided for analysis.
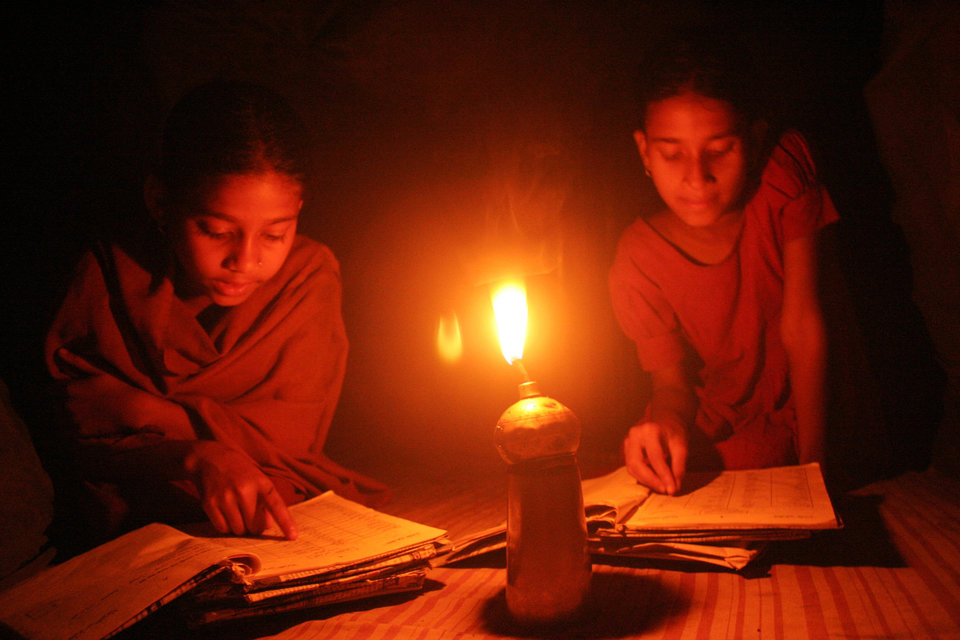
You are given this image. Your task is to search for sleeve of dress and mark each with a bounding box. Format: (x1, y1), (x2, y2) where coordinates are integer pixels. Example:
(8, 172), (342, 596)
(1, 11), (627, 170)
(608, 223), (687, 372)
(767, 131), (841, 242)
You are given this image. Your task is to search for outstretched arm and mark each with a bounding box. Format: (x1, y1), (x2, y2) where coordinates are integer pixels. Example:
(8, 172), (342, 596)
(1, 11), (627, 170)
(781, 232), (828, 467)
(623, 363), (696, 495)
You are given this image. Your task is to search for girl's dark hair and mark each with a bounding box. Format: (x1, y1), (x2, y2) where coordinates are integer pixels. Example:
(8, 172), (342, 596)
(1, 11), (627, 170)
(157, 81), (311, 206)
(635, 26), (764, 132)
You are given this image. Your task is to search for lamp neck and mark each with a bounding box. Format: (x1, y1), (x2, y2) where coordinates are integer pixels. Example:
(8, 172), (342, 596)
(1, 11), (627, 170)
(518, 380), (542, 399)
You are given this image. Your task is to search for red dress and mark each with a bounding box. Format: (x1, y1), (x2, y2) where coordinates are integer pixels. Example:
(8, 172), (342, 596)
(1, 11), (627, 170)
(609, 132), (839, 469)
(46, 230), (387, 535)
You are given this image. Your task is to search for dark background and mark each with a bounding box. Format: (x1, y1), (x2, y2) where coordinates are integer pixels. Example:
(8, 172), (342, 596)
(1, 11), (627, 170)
(0, 2), (944, 488)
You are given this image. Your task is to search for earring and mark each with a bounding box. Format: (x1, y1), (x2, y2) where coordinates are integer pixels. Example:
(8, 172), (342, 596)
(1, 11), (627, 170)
(644, 167), (651, 177)
(258, 261), (263, 266)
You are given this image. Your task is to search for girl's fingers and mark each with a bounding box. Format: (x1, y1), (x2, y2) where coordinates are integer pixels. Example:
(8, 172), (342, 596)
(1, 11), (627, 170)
(626, 445), (669, 493)
(203, 501), (230, 535)
(262, 485), (298, 540)
(625, 459), (663, 493)
(644, 439), (677, 495)
(625, 435), (667, 493)
(666, 438), (688, 491)
(261, 512), (279, 534)
(238, 488), (264, 535)
(213, 492), (245, 536)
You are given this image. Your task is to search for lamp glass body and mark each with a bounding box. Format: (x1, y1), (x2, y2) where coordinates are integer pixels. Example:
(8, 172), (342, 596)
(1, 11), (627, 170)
(495, 381), (591, 625)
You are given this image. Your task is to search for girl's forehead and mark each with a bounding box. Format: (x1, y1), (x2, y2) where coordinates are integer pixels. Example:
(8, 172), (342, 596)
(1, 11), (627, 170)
(197, 171), (303, 222)
(644, 92), (740, 140)
(207, 171), (302, 196)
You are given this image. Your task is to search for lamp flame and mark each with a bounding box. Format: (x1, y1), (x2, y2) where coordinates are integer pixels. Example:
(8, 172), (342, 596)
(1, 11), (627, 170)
(437, 312), (463, 363)
(492, 280), (527, 366)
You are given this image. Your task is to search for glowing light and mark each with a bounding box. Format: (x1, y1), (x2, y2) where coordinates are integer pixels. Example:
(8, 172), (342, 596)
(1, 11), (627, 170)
(437, 312), (463, 363)
(492, 280), (527, 365)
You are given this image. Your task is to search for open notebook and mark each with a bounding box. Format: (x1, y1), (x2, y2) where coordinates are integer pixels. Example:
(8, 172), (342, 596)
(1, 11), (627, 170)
(444, 463), (841, 570)
(0, 492), (449, 640)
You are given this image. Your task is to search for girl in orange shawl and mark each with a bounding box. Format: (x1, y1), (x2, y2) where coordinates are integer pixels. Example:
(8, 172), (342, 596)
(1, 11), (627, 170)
(46, 81), (385, 544)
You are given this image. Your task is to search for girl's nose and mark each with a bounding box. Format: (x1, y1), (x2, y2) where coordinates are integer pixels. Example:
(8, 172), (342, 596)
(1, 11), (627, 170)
(684, 155), (715, 188)
(225, 237), (260, 272)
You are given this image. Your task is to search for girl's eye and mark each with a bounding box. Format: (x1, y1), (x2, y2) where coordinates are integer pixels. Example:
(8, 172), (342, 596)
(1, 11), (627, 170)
(196, 220), (233, 240)
(263, 225), (291, 243)
(705, 143), (735, 160)
(660, 150), (682, 162)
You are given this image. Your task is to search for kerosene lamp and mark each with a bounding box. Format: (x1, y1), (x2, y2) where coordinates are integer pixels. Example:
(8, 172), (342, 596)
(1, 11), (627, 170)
(491, 280), (591, 626)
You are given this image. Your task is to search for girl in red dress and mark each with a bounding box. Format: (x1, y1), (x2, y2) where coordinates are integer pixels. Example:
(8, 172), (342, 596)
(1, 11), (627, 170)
(610, 32), (838, 494)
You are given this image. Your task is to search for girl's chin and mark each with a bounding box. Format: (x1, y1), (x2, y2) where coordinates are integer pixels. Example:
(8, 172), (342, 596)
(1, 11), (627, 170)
(213, 295), (253, 307)
(674, 208), (723, 228)
(670, 200), (742, 228)
(210, 296), (249, 307)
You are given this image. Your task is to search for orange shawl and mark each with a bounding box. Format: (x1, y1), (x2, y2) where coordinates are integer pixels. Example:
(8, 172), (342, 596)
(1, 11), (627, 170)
(46, 231), (387, 527)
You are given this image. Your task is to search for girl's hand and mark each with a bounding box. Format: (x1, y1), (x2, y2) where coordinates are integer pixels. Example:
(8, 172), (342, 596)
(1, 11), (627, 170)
(624, 420), (688, 495)
(186, 441), (298, 540)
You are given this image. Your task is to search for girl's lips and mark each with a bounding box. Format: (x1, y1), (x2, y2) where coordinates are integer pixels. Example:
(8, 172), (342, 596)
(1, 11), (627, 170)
(213, 280), (256, 297)
(680, 198), (714, 209)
